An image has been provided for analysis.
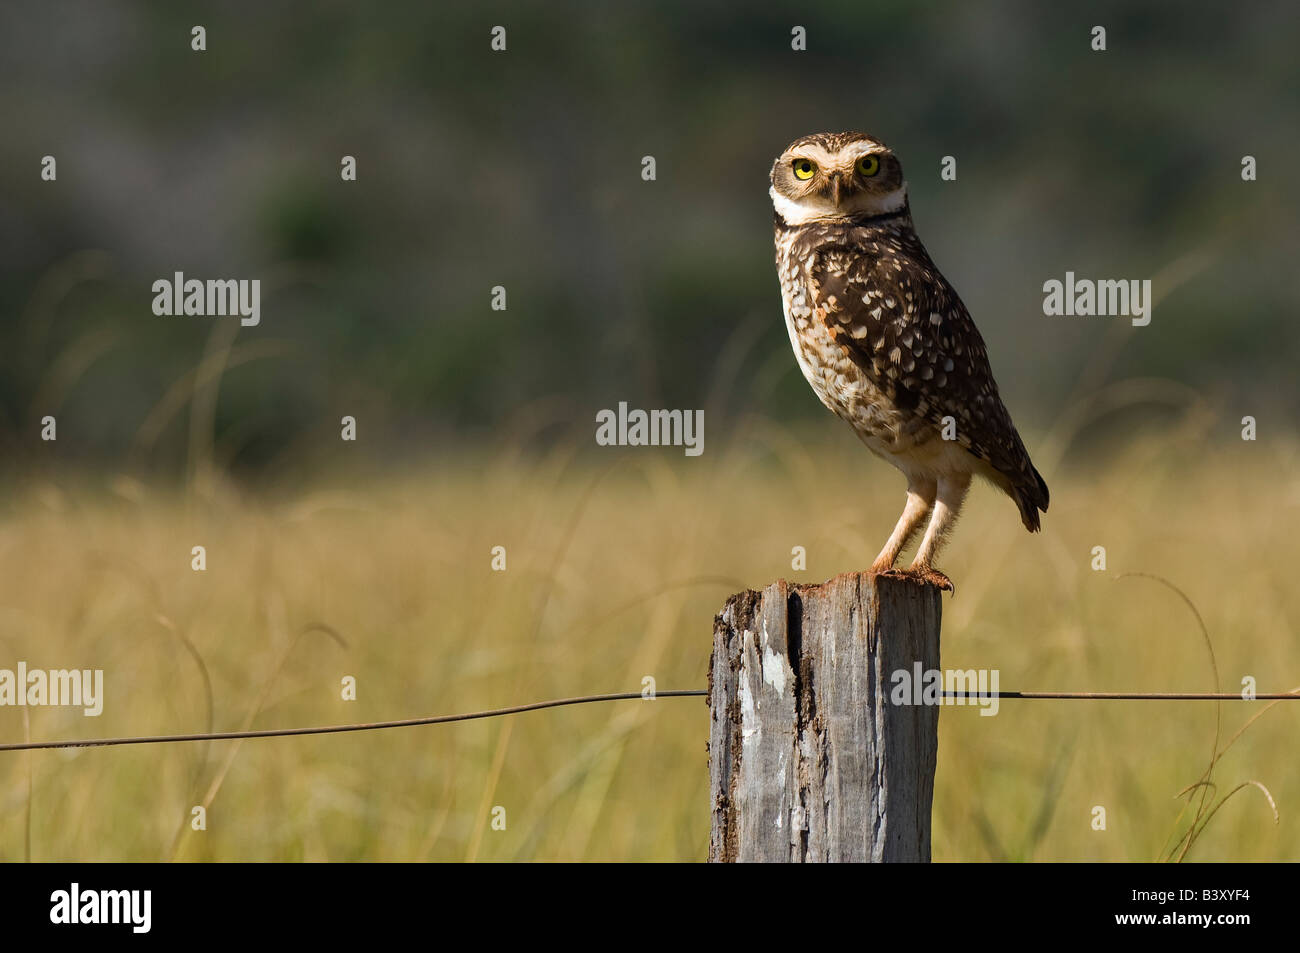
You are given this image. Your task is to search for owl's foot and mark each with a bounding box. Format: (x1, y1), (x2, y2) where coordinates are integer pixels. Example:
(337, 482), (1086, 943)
(908, 565), (954, 593)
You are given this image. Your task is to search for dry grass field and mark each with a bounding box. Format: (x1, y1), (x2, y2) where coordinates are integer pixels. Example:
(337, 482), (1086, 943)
(0, 402), (1296, 862)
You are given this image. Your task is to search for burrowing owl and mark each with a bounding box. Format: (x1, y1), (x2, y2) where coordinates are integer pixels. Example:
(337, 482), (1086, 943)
(770, 131), (1048, 590)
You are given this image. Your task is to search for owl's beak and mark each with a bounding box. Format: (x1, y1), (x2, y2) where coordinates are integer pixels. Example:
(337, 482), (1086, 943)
(829, 173), (851, 206)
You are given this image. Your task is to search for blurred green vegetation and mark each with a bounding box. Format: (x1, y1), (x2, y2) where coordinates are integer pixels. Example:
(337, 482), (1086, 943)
(1, 1), (1297, 481)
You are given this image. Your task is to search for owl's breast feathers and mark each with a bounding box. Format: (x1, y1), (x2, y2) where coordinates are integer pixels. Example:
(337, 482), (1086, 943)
(775, 215), (1049, 530)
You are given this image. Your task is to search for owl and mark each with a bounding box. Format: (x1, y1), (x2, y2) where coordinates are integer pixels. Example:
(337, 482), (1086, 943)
(770, 131), (1048, 591)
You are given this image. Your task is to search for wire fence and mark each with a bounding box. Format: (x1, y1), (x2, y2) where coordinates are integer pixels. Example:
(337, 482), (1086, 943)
(1, 687), (1296, 753)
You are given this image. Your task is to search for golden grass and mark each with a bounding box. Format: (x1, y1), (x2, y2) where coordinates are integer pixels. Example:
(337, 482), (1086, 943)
(0, 417), (1296, 861)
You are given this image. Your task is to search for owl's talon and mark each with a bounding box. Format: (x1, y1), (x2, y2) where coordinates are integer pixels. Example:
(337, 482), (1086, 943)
(909, 567), (954, 593)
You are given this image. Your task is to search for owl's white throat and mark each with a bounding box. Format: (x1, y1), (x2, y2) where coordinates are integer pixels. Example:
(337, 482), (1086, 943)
(770, 184), (908, 226)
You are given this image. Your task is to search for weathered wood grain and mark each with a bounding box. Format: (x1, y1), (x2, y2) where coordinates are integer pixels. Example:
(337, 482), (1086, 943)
(708, 572), (942, 862)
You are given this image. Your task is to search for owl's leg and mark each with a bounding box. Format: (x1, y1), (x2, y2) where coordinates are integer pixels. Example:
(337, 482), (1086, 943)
(870, 477), (936, 574)
(908, 473), (971, 592)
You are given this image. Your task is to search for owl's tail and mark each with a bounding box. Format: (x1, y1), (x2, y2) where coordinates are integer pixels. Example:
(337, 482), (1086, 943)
(1013, 464), (1050, 533)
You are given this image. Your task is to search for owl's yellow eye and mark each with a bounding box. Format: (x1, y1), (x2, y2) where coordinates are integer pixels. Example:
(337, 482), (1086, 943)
(856, 155), (880, 176)
(792, 159), (816, 181)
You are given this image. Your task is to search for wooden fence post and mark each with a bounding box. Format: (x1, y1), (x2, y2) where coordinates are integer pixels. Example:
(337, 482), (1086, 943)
(707, 572), (942, 862)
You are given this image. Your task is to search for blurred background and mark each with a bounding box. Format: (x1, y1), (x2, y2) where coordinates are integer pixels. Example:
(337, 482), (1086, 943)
(0, 0), (1296, 861)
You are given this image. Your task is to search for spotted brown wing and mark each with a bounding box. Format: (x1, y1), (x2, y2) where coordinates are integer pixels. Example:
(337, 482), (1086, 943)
(807, 227), (1049, 525)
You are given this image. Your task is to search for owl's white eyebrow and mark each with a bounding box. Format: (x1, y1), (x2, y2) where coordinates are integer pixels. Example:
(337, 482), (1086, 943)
(845, 144), (889, 161)
(790, 146), (836, 166)
(789, 144), (888, 169)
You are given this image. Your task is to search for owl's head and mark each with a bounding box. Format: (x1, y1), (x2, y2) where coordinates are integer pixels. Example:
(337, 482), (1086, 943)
(770, 131), (907, 225)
